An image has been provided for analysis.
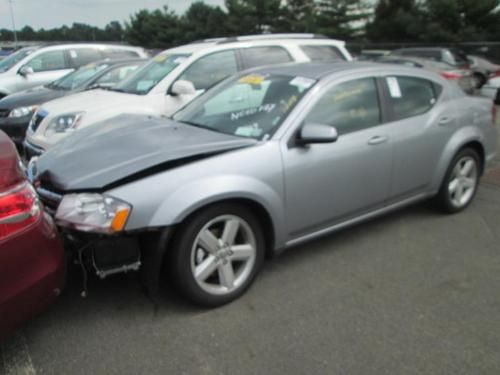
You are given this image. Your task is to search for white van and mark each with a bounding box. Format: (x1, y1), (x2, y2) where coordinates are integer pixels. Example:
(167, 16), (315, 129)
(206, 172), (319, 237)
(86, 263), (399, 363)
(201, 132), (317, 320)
(0, 44), (148, 98)
(24, 34), (352, 155)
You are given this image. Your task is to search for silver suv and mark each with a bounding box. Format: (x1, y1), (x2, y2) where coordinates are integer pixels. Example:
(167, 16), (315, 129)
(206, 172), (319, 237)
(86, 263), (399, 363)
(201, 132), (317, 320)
(33, 62), (497, 307)
(0, 44), (148, 98)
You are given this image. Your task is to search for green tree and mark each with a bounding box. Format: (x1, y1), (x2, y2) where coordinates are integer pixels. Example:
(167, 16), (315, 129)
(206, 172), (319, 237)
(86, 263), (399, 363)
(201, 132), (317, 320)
(423, 0), (500, 42)
(125, 6), (182, 48)
(180, 2), (230, 42)
(275, 0), (317, 33)
(225, 0), (282, 34)
(316, 0), (374, 39)
(366, 0), (425, 42)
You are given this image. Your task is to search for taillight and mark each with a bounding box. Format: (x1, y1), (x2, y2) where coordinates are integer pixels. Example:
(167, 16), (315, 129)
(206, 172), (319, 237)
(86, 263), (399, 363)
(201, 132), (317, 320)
(0, 182), (40, 240)
(440, 71), (461, 80)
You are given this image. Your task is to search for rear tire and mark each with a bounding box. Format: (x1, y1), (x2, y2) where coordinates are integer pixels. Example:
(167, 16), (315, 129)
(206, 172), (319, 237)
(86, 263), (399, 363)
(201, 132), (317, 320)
(169, 203), (265, 307)
(435, 148), (480, 214)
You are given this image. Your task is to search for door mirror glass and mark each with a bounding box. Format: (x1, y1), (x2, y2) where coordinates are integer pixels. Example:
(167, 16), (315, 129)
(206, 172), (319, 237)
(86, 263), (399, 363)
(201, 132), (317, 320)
(18, 66), (34, 77)
(170, 80), (196, 96)
(298, 123), (338, 145)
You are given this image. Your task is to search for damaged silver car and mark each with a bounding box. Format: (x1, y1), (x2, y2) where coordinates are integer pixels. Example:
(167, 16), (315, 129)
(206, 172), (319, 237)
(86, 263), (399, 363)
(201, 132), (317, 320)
(31, 62), (497, 306)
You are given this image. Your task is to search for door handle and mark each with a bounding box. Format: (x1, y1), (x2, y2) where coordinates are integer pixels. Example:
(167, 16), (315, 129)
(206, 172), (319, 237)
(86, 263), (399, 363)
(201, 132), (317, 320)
(438, 116), (453, 126)
(367, 135), (389, 145)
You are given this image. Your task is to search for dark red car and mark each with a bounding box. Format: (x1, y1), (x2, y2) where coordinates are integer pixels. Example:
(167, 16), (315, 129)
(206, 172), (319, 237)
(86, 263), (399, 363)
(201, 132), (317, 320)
(0, 130), (64, 340)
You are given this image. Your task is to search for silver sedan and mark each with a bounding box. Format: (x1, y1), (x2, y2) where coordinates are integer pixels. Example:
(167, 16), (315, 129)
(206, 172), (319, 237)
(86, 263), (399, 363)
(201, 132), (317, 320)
(35, 62), (498, 306)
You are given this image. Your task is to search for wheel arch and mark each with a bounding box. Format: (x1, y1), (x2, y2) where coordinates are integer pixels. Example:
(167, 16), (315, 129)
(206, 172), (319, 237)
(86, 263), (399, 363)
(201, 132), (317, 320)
(431, 126), (486, 191)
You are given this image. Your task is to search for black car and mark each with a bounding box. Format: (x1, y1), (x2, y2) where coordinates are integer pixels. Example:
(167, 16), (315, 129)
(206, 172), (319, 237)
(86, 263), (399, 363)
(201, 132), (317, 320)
(0, 58), (146, 147)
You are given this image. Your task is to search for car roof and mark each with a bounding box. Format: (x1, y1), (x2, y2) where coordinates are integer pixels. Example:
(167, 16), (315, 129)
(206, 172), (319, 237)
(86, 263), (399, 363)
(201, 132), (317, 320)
(247, 61), (383, 80)
(164, 34), (346, 55)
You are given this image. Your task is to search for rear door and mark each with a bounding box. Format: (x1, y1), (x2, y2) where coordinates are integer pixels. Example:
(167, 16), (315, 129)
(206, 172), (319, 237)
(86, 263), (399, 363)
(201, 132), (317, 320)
(382, 75), (455, 201)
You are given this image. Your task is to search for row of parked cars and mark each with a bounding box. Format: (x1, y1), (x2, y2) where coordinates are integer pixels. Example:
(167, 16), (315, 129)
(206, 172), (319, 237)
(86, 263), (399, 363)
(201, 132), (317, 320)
(0, 34), (498, 339)
(359, 46), (500, 100)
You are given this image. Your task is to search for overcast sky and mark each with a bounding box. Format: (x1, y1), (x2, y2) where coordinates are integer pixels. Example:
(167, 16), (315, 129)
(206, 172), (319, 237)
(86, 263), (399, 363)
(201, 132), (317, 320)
(0, 0), (226, 30)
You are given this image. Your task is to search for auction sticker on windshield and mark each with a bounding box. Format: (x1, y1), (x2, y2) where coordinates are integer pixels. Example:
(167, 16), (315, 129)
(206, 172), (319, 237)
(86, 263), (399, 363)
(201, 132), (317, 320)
(239, 74), (265, 85)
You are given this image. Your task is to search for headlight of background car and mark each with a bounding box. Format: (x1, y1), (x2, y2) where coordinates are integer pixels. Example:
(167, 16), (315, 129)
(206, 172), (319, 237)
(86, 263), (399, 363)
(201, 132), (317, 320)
(8, 106), (38, 118)
(55, 193), (131, 234)
(44, 112), (84, 137)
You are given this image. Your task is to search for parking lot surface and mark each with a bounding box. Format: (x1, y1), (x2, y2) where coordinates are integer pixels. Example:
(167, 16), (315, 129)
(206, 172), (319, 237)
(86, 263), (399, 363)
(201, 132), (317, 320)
(2, 114), (500, 375)
(1, 186), (499, 374)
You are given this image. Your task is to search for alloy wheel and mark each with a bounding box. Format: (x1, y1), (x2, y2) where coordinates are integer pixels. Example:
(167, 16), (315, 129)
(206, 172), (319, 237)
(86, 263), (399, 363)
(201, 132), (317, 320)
(190, 215), (257, 296)
(448, 156), (478, 208)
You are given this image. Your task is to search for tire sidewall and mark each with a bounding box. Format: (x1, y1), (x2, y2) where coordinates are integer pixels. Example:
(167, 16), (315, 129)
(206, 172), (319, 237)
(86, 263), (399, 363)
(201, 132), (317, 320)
(438, 148), (480, 213)
(170, 203), (265, 307)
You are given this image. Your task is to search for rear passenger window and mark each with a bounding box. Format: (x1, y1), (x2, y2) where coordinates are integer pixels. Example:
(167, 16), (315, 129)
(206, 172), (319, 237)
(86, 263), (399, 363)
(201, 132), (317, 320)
(240, 47), (293, 69)
(300, 45), (345, 61)
(304, 78), (381, 136)
(179, 50), (238, 91)
(102, 48), (140, 59)
(385, 76), (440, 120)
(69, 48), (102, 67)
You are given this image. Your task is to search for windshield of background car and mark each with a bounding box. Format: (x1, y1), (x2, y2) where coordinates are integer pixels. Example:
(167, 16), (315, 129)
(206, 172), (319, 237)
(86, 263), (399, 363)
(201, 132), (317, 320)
(112, 53), (190, 95)
(0, 48), (36, 73)
(174, 73), (316, 140)
(48, 62), (109, 90)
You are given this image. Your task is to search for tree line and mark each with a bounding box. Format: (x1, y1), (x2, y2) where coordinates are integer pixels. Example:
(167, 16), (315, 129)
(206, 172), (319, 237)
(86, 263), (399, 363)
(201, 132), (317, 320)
(1, 0), (499, 48)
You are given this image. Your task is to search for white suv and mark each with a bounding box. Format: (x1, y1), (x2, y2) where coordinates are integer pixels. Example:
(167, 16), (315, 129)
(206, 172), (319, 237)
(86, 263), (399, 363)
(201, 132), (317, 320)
(0, 44), (148, 98)
(24, 34), (351, 156)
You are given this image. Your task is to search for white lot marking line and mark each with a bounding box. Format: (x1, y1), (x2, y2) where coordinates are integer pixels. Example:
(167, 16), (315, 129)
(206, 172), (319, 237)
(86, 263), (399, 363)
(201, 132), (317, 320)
(1, 332), (36, 375)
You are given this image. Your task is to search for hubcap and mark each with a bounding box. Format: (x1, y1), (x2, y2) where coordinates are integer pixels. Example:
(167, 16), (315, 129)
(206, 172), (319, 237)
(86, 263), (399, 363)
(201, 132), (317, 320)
(448, 156), (478, 208)
(191, 215), (256, 295)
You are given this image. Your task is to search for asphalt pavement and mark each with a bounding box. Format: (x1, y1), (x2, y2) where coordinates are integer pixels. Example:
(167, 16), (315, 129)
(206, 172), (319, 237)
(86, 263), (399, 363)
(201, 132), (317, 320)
(2, 109), (500, 375)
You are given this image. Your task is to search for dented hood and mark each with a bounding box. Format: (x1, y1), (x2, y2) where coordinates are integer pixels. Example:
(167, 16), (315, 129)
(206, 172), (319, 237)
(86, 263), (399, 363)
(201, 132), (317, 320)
(35, 114), (257, 191)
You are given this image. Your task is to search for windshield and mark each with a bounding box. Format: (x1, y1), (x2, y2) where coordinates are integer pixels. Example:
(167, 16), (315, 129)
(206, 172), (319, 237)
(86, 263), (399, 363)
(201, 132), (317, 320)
(0, 47), (37, 73)
(112, 54), (190, 95)
(174, 73), (316, 140)
(48, 62), (109, 90)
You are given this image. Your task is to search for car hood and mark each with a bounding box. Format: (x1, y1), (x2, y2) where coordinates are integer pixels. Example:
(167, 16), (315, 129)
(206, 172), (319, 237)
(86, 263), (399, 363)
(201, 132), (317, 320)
(35, 114), (258, 192)
(41, 89), (140, 114)
(0, 86), (68, 110)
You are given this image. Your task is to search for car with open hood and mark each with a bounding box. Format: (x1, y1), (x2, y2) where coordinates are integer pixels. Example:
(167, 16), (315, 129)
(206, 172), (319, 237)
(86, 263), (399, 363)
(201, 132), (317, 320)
(31, 62), (497, 307)
(23, 34), (351, 156)
(0, 58), (145, 147)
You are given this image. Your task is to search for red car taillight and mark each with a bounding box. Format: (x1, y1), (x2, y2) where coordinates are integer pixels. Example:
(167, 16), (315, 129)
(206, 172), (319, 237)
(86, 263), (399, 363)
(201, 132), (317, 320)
(440, 71), (461, 80)
(0, 182), (40, 240)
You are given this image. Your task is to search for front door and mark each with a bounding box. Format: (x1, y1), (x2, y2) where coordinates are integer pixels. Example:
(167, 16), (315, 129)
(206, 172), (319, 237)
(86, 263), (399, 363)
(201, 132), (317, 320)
(282, 77), (393, 239)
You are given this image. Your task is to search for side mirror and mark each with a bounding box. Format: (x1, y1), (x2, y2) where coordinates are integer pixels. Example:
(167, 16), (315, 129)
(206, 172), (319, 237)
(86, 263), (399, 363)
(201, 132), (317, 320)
(297, 123), (338, 145)
(169, 80), (196, 96)
(18, 66), (34, 77)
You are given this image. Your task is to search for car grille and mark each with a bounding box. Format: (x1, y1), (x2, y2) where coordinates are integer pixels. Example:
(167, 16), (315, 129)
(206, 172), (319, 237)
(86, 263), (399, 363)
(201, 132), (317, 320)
(0, 109), (9, 118)
(37, 186), (63, 216)
(30, 113), (46, 132)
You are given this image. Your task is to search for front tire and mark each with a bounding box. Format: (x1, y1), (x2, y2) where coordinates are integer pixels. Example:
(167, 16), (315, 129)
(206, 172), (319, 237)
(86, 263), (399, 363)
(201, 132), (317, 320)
(435, 148), (480, 213)
(170, 203), (265, 307)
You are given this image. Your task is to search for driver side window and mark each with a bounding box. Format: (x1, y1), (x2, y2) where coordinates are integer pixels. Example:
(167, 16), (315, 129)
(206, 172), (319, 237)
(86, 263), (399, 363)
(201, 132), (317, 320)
(178, 50), (238, 91)
(304, 78), (381, 136)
